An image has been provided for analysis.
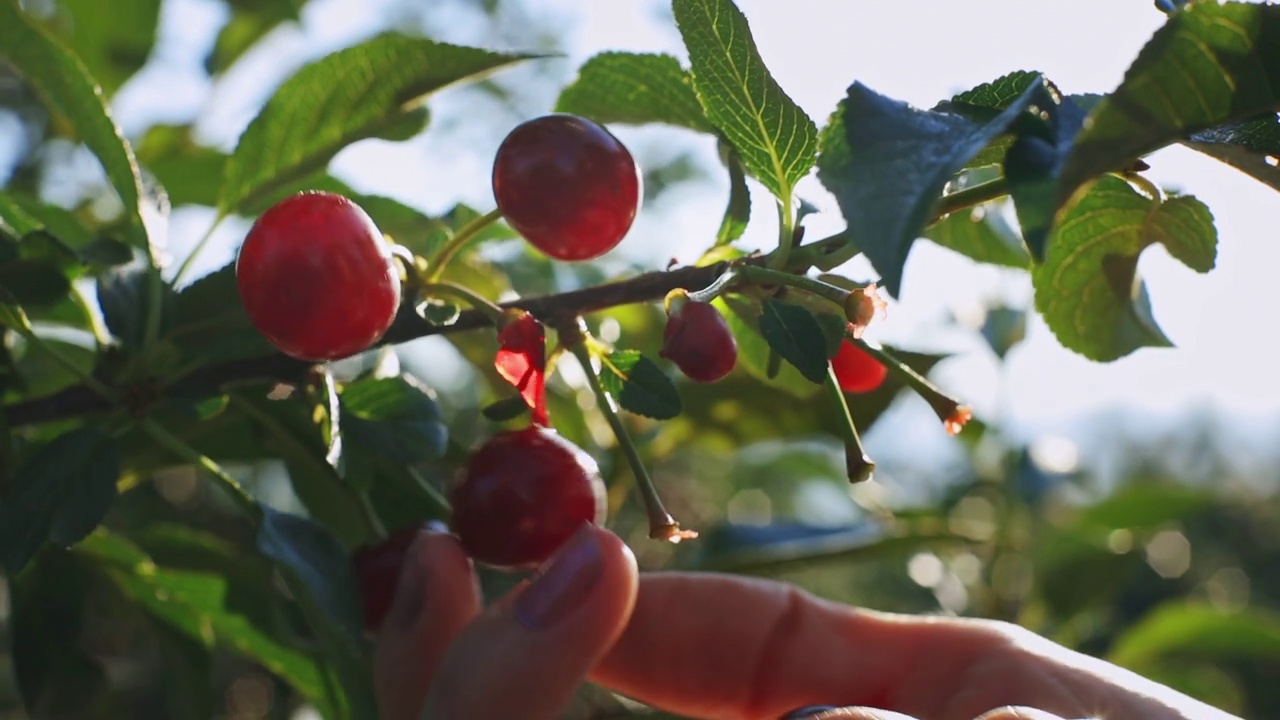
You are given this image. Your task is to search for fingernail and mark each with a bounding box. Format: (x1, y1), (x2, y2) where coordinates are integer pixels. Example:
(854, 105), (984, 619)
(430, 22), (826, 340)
(780, 706), (842, 719)
(425, 519), (450, 535)
(514, 525), (602, 630)
(383, 533), (430, 632)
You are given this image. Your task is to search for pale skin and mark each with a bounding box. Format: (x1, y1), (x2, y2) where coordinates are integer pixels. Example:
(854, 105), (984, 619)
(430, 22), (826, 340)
(374, 525), (1241, 720)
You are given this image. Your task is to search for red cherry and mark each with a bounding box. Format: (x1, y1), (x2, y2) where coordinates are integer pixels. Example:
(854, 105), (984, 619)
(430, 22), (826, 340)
(659, 300), (737, 383)
(449, 426), (606, 570)
(236, 191), (401, 361)
(352, 524), (424, 632)
(831, 340), (888, 393)
(492, 114), (641, 261)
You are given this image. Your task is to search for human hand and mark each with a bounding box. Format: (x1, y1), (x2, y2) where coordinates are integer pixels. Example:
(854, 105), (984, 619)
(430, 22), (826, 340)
(373, 524), (1239, 720)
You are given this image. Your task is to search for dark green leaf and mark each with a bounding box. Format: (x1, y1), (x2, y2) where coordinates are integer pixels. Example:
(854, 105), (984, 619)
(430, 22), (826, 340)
(50, 0), (162, 93)
(812, 311), (847, 359)
(554, 51), (712, 132)
(0, 427), (121, 575)
(98, 266), (176, 349)
(672, 0), (817, 201)
(1033, 176), (1216, 361)
(79, 235), (134, 267)
(1002, 87), (1089, 258)
(980, 306), (1027, 359)
(718, 295), (819, 398)
(220, 33), (539, 214)
(257, 505), (376, 717)
(758, 299), (828, 384)
(817, 78), (1044, 296)
(937, 70), (1045, 169)
(0, 0), (155, 252)
(1056, 3), (1280, 212)
(598, 350), (682, 420)
(170, 263), (277, 364)
(0, 260), (71, 306)
(11, 551), (108, 718)
(1187, 114), (1280, 191)
(715, 145), (751, 245)
(923, 201), (1031, 268)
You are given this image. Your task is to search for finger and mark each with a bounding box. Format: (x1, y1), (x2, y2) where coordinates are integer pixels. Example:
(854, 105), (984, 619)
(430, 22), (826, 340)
(373, 527), (481, 720)
(782, 707), (919, 720)
(591, 572), (1011, 720)
(973, 709), (1067, 720)
(421, 525), (638, 719)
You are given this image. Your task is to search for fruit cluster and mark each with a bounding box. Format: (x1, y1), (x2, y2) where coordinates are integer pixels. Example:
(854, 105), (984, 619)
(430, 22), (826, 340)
(235, 113), (888, 630)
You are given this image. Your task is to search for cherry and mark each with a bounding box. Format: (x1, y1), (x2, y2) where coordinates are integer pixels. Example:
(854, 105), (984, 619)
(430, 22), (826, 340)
(492, 114), (641, 261)
(449, 426), (606, 570)
(236, 191), (401, 361)
(352, 524), (425, 632)
(660, 300), (737, 383)
(831, 340), (888, 393)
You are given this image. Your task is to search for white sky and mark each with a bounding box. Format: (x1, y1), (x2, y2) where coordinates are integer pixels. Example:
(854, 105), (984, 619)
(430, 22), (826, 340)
(113, 0), (1280, 449)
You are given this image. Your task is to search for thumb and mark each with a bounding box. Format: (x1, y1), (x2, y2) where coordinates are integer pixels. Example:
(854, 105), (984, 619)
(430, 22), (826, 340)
(421, 525), (637, 719)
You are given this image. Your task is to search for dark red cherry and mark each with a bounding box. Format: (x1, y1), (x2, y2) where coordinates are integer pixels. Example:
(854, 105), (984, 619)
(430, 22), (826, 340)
(449, 426), (606, 570)
(352, 524), (424, 632)
(236, 191), (401, 361)
(660, 300), (737, 383)
(492, 114), (641, 261)
(831, 340), (888, 393)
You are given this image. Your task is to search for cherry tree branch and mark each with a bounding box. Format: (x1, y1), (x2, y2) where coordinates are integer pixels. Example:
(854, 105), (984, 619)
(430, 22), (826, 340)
(4, 260), (745, 427)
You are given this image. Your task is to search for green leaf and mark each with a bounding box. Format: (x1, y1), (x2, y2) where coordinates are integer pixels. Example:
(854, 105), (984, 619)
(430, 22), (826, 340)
(220, 33), (539, 214)
(0, 427), (121, 575)
(256, 505), (375, 718)
(598, 350), (682, 420)
(136, 124), (229, 207)
(923, 201), (1031, 268)
(758, 299), (828, 384)
(230, 393), (369, 548)
(80, 235), (134, 267)
(1110, 602), (1280, 668)
(715, 145), (751, 245)
(717, 295), (819, 398)
(672, 0), (817, 201)
(817, 78), (1044, 296)
(51, 0), (163, 93)
(76, 530), (335, 714)
(0, 0), (154, 253)
(937, 70), (1045, 169)
(340, 375), (449, 465)
(206, 0), (302, 75)
(1056, 2), (1280, 212)
(1187, 114), (1280, 191)
(554, 51), (712, 132)
(1033, 176), (1216, 361)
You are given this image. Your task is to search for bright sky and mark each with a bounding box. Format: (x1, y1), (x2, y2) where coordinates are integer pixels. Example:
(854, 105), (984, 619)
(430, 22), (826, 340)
(111, 0), (1280, 451)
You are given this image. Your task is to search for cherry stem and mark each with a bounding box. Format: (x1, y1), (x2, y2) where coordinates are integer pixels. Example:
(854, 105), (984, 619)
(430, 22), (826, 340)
(850, 335), (967, 427)
(420, 281), (507, 325)
(355, 491), (388, 541)
(684, 267), (738, 304)
(824, 364), (875, 483)
(172, 212), (227, 287)
(1123, 172), (1162, 201)
(932, 176), (1009, 220)
(561, 320), (687, 542)
(737, 265), (853, 307)
(140, 418), (261, 519)
(768, 194), (797, 270)
(426, 207), (504, 282)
